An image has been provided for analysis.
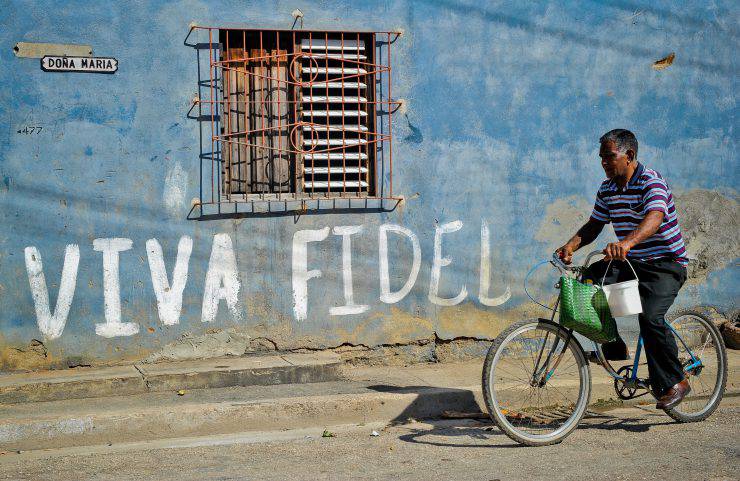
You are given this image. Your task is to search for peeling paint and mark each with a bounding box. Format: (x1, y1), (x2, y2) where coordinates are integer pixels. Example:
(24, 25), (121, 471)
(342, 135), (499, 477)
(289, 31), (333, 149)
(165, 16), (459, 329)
(0, 339), (49, 371)
(535, 190), (738, 284)
(675, 189), (739, 283)
(144, 328), (253, 363)
(535, 195), (617, 251)
(404, 114), (423, 144)
(163, 160), (188, 218)
(652, 52), (676, 70)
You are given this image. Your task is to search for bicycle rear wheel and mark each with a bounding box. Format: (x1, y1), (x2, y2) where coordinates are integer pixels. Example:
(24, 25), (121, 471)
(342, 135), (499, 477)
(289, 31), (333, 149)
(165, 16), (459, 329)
(482, 319), (591, 446)
(664, 309), (727, 422)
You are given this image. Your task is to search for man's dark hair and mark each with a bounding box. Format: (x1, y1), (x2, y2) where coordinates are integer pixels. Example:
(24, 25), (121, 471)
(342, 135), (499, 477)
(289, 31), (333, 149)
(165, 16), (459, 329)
(600, 129), (638, 159)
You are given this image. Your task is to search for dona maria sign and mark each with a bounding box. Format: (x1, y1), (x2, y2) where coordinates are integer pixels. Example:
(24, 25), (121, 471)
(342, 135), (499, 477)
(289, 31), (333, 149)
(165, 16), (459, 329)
(41, 56), (118, 73)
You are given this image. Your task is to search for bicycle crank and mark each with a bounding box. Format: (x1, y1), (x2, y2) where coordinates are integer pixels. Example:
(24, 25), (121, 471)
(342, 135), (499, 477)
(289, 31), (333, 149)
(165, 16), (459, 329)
(614, 366), (651, 400)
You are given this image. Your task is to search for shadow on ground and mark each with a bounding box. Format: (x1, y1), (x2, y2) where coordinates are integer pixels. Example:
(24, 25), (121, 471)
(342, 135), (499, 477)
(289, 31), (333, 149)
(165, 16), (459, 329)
(366, 384), (678, 448)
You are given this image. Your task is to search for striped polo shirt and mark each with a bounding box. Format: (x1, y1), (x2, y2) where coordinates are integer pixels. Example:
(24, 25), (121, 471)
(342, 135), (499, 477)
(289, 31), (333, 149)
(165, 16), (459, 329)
(590, 162), (688, 266)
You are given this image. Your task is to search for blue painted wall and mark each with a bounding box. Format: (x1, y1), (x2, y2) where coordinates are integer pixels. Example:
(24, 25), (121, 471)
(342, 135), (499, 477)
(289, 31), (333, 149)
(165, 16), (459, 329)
(1, 0), (737, 368)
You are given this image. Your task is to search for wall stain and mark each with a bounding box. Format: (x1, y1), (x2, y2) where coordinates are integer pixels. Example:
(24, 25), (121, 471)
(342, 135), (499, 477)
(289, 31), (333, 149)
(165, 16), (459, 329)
(404, 114), (423, 144)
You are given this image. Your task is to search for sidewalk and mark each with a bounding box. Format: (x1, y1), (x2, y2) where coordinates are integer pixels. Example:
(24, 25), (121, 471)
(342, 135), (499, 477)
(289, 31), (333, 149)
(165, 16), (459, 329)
(1, 350), (738, 452)
(0, 352), (343, 404)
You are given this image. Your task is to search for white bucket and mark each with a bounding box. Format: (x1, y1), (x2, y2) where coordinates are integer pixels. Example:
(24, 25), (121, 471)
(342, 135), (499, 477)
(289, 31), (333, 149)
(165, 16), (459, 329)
(602, 279), (643, 317)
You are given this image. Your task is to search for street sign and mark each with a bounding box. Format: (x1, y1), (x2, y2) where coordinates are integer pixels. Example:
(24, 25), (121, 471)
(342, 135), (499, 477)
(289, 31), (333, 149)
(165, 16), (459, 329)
(40, 56), (118, 74)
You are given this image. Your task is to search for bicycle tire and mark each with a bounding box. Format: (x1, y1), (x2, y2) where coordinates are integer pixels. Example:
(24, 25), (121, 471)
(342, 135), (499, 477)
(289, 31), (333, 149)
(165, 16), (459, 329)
(664, 308), (728, 423)
(482, 318), (592, 446)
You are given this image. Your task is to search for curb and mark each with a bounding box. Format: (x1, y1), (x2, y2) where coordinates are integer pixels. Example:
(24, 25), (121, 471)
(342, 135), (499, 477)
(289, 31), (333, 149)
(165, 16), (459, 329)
(0, 353), (342, 404)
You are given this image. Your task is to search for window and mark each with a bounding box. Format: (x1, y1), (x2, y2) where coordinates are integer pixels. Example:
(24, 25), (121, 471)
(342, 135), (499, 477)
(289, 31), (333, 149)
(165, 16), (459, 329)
(189, 27), (401, 214)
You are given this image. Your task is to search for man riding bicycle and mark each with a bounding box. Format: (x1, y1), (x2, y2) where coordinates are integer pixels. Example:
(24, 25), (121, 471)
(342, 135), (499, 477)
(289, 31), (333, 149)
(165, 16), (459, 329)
(556, 129), (690, 410)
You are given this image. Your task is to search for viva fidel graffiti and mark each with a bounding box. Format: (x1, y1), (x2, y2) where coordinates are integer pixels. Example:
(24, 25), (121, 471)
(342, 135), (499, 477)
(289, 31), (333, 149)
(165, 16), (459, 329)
(23, 220), (512, 340)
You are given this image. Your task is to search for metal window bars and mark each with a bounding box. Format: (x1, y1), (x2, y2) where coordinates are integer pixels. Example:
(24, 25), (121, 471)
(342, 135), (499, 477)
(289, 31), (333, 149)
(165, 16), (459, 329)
(188, 27), (402, 216)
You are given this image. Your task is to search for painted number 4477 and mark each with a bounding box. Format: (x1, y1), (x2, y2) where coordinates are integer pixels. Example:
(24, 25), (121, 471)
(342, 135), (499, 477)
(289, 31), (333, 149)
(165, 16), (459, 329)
(17, 126), (43, 135)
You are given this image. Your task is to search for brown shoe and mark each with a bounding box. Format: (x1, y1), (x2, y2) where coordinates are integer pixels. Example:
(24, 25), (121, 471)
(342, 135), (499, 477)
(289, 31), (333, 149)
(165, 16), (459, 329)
(655, 379), (691, 410)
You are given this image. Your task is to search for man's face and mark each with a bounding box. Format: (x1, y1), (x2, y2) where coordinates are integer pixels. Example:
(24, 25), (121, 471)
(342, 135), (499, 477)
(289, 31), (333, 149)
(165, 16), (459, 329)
(599, 140), (632, 179)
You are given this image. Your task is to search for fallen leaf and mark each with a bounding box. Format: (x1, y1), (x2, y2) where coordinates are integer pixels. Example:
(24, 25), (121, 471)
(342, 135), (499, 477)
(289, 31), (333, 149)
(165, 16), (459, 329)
(177, 389), (186, 396)
(652, 53), (675, 70)
(321, 429), (335, 438)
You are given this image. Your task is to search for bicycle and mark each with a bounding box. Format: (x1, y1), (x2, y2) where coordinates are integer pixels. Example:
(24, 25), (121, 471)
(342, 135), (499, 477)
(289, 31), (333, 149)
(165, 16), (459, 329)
(481, 250), (728, 446)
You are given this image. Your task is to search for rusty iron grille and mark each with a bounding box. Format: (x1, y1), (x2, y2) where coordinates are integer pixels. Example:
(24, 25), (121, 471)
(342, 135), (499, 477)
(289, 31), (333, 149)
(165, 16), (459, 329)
(190, 27), (402, 214)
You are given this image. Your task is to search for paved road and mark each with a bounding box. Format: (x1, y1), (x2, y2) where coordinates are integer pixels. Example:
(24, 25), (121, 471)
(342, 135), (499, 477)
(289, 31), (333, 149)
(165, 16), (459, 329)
(1, 400), (738, 481)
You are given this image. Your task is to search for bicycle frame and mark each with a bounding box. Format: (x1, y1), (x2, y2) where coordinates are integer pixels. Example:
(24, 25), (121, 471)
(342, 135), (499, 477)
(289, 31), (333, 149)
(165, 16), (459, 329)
(540, 250), (703, 388)
(592, 337), (642, 382)
(590, 307), (702, 384)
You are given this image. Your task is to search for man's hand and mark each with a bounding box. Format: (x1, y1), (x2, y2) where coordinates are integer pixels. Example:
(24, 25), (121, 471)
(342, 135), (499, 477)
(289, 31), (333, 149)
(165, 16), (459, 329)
(555, 244), (575, 265)
(557, 220), (606, 266)
(603, 241), (631, 261)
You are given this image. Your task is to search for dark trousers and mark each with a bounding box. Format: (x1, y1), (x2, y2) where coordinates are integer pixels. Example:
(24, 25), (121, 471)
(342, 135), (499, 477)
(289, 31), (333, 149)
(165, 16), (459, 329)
(584, 258), (688, 395)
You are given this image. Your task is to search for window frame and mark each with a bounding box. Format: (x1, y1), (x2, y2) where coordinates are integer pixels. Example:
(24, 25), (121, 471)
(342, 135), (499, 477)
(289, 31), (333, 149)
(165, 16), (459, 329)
(219, 29), (378, 200)
(188, 26), (402, 216)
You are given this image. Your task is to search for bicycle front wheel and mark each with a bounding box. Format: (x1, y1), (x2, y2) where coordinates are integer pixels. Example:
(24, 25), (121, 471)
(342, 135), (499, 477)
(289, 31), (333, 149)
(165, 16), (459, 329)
(482, 319), (591, 446)
(664, 309), (728, 422)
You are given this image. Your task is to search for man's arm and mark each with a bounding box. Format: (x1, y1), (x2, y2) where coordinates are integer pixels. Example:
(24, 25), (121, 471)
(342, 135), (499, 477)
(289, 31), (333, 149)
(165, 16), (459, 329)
(556, 219), (605, 264)
(603, 210), (664, 260)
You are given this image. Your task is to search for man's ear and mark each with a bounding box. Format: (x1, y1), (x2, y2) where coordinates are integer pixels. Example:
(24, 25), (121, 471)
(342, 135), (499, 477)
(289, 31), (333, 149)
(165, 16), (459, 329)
(626, 149), (636, 163)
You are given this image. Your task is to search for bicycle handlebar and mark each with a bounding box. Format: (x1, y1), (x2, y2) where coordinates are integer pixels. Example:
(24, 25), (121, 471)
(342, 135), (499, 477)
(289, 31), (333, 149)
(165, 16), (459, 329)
(527, 250), (604, 310)
(551, 249), (605, 275)
(583, 250), (605, 269)
(550, 252), (570, 271)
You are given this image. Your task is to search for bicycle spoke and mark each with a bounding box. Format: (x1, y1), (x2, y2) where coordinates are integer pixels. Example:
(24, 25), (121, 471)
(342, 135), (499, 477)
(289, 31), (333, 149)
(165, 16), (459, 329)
(696, 336), (712, 362)
(486, 321), (588, 441)
(665, 314), (726, 419)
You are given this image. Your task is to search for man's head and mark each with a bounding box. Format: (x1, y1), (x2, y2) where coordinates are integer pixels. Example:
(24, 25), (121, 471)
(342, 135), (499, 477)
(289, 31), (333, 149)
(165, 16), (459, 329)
(599, 129), (638, 179)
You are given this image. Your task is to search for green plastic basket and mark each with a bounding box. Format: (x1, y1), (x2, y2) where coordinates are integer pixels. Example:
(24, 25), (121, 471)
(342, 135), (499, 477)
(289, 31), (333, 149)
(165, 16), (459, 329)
(558, 276), (617, 343)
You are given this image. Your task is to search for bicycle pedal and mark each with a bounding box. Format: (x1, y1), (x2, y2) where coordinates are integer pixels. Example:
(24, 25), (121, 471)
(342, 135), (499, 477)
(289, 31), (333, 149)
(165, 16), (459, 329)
(636, 379), (651, 390)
